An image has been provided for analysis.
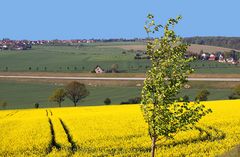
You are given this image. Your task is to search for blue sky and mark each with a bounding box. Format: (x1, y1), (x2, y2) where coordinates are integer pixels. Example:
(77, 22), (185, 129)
(0, 0), (239, 40)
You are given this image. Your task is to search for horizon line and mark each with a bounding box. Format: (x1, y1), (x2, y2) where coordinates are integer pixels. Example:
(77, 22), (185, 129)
(1, 36), (240, 41)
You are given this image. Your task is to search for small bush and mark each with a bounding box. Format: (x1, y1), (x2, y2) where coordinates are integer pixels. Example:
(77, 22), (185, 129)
(229, 85), (240, 99)
(35, 103), (40, 109)
(104, 98), (111, 105)
(195, 90), (210, 101)
(178, 95), (190, 102)
(121, 97), (141, 104)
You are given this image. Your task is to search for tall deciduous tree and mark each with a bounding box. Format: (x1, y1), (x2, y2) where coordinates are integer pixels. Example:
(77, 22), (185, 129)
(141, 14), (212, 157)
(65, 81), (89, 106)
(49, 88), (66, 107)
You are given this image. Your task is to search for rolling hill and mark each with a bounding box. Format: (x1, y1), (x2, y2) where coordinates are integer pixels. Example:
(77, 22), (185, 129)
(100, 43), (238, 54)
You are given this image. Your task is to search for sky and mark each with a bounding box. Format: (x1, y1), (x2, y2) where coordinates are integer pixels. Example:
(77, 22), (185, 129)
(0, 0), (239, 40)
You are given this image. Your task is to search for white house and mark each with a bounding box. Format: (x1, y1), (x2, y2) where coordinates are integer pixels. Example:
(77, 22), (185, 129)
(94, 65), (104, 74)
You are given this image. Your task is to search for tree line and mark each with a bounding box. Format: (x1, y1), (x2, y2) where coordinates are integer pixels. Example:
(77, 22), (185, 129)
(183, 36), (240, 50)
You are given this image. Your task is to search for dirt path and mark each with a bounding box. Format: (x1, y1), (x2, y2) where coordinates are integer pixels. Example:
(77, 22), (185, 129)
(0, 75), (240, 81)
(0, 72), (240, 78)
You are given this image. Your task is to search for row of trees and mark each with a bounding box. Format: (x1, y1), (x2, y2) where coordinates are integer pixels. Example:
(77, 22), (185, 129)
(184, 37), (240, 50)
(49, 81), (89, 107)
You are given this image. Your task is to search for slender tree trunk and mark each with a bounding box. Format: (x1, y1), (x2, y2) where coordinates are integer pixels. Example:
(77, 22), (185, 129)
(74, 102), (77, 107)
(151, 136), (157, 157)
(59, 102), (61, 107)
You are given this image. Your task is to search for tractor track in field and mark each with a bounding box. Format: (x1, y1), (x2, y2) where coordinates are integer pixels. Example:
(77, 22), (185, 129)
(46, 110), (53, 116)
(59, 118), (77, 153)
(1, 111), (19, 118)
(194, 126), (226, 141)
(46, 110), (77, 155)
(46, 110), (61, 153)
(161, 125), (226, 148)
(47, 118), (61, 153)
(7, 111), (18, 117)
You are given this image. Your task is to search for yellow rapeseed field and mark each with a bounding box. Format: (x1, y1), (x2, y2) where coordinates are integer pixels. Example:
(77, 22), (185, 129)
(0, 100), (240, 157)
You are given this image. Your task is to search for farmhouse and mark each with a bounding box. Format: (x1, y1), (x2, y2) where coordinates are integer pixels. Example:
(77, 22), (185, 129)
(94, 65), (105, 74)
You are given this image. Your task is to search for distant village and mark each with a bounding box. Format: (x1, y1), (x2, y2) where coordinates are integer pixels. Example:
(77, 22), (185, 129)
(0, 38), (150, 51)
(0, 38), (32, 50)
(0, 38), (145, 51)
(134, 50), (240, 65)
(0, 38), (97, 51)
(1, 38), (239, 65)
(196, 50), (239, 65)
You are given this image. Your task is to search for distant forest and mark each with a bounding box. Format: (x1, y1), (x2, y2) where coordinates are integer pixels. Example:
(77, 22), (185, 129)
(183, 37), (240, 50)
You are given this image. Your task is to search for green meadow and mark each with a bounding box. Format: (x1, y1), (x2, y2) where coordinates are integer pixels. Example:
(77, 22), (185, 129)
(0, 45), (149, 73)
(0, 80), (233, 109)
(0, 80), (141, 109)
(0, 44), (239, 73)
